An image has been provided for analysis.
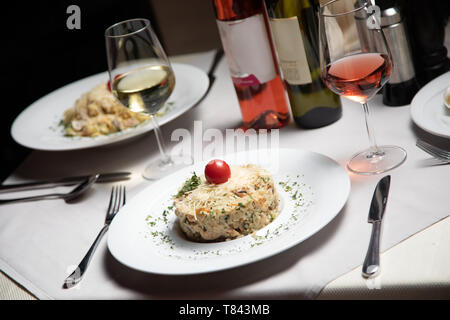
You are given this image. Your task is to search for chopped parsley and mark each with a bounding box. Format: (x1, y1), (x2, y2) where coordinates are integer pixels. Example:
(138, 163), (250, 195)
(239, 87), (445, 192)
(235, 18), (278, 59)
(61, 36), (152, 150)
(260, 176), (270, 183)
(175, 172), (202, 198)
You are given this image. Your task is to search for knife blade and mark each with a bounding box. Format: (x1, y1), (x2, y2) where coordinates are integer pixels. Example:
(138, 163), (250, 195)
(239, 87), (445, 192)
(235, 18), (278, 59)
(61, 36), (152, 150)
(0, 172), (131, 194)
(362, 175), (391, 278)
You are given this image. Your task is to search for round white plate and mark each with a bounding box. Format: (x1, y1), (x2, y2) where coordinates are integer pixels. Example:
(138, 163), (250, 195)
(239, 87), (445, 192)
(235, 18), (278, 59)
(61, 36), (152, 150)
(11, 63), (209, 151)
(411, 71), (450, 138)
(107, 148), (351, 275)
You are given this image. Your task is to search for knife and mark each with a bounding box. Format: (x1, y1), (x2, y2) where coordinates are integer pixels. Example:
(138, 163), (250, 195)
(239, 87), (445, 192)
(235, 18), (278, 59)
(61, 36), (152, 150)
(362, 175), (391, 278)
(0, 172), (131, 194)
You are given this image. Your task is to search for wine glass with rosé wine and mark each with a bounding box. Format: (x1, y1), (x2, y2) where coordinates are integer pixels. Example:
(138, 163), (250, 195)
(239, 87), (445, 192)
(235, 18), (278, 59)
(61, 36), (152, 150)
(319, 0), (406, 175)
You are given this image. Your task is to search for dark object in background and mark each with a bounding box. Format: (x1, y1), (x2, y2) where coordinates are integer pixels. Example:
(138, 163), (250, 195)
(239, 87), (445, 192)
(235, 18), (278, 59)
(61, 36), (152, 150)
(150, 0), (221, 55)
(0, 1), (156, 183)
(399, 0), (450, 86)
(376, 0), (420, 106)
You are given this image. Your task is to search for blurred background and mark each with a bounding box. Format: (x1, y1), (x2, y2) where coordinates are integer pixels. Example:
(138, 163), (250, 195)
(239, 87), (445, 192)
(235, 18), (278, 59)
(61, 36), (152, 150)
(0, 0), (221, 183)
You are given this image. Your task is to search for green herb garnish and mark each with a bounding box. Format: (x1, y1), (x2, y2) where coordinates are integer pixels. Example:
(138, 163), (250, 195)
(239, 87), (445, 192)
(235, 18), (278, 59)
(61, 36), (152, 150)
(260, 176), (269, 183)
(175, 172), (202, 198)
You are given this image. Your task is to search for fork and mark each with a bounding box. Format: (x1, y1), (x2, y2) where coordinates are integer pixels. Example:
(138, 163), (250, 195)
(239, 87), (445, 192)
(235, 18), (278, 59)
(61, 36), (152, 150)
(416, 139), (450, 162)
(63, 185), (126, 289)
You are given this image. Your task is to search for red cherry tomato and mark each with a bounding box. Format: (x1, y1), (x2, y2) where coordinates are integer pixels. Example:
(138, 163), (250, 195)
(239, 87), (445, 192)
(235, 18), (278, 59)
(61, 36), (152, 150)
(205, 159), (231, 184)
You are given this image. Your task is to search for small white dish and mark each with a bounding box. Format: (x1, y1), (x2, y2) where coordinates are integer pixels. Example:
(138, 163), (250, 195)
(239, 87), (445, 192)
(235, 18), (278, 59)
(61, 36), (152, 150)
(107, 148), (351, 275)
(411, 71), (450, 138)
(11, 63), (209, 151)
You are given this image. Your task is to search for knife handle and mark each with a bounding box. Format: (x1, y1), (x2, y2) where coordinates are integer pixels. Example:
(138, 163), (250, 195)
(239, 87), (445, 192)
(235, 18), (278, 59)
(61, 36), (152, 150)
(362, 221), (381, 278)
(0, 173), (130, 194)
(0, 181), (77, 194)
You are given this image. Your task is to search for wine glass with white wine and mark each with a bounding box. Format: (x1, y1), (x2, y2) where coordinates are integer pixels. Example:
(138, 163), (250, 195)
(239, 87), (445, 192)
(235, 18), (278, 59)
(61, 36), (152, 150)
(105, 18), (187, 179)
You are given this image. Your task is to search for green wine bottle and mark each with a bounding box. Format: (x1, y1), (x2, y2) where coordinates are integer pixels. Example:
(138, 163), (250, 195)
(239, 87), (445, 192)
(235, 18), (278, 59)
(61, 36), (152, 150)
(266, 0), (342, 129)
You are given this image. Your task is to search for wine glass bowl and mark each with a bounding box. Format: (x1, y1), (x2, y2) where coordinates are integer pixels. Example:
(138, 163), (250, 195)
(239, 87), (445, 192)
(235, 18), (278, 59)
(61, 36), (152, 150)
(105, 19), (186, 180)
(323, 52), (392, 103)
(319, 0), (406, 175)
(112, 65), (175, 115)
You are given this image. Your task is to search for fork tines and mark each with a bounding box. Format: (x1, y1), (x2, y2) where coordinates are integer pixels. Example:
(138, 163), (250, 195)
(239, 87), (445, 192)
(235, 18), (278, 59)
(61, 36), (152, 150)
(106, 185), (126, 219)
(416, 139), (450, 161)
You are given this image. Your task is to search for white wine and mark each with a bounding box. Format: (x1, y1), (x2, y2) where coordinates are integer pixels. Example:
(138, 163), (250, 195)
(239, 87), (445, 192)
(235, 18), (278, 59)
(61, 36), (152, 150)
(113, 65), (175, 115)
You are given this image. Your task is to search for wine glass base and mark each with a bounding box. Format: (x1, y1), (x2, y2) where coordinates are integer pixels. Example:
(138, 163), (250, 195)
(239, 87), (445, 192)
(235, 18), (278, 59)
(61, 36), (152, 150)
(142, 154), (192, 180)
(347, 145), (407, 175)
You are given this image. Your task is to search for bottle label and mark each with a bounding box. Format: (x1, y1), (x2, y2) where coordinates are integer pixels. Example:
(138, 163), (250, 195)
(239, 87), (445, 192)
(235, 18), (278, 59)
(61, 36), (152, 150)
(270, 17), (312, 85)
(217, 14), (276, 86)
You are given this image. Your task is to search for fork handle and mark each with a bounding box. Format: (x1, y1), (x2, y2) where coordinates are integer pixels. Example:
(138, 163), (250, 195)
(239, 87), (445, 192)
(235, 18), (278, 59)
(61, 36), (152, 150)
(63, 224), (109, 288)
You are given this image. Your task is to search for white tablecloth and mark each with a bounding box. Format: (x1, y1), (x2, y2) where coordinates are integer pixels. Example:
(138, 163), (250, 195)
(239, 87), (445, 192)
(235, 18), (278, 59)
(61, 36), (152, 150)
(319, 216), (450, 299)
(0, 50), (449, 300)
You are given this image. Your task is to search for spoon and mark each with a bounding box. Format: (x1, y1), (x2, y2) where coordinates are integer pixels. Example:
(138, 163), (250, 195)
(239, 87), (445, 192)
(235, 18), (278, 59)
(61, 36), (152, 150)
(0, 174), (99, 205)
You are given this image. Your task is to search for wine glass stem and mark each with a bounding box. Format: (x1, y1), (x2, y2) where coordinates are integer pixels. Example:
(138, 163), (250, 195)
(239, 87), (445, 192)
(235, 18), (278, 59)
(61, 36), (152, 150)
(150, 116), (171, 165)
(362, 102), (380, 155)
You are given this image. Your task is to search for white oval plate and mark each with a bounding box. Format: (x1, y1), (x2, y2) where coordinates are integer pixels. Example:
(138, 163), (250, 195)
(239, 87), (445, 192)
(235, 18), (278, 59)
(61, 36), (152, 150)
(411, 71), (450, 138)
(107, 148), (350, 275)
(11, 63), (209, 151)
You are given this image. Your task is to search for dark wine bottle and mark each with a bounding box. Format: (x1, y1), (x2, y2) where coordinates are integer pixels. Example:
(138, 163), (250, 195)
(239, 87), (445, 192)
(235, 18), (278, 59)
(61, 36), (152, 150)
(266, 0), (342, 129)
(400, 0), (450, 86)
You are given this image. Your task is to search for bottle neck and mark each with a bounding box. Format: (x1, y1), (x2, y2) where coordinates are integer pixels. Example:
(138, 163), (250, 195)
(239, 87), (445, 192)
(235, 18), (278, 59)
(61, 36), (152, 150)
(213, 0), (264, 21)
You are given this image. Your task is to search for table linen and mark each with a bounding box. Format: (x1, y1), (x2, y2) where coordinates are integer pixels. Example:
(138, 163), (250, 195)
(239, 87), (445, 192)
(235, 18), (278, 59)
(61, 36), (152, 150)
(0, 50), (449, 299)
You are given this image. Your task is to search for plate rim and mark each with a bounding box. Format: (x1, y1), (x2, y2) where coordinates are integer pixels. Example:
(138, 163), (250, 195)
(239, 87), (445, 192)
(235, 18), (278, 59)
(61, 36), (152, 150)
(410, 71), (450, 138)
(107, 148), (351, 275)
(10, 63), (209, 151)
